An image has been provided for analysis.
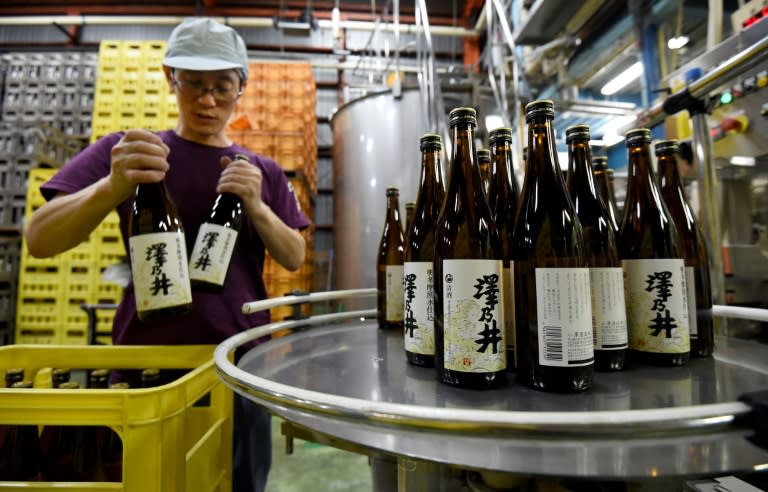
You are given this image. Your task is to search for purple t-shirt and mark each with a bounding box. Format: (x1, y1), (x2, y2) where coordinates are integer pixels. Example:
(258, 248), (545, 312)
(41, 130), (310, 347)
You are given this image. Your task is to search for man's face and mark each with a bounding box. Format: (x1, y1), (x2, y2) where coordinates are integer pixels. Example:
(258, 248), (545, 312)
(169, 68), (243, 139)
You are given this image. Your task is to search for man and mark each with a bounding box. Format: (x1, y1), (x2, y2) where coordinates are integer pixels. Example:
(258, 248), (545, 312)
(24, 17), (310, 492)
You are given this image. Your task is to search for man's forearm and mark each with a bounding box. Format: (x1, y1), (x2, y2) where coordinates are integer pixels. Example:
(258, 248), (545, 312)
(24, 177), (125, 258)
(248, 202), (306, 271)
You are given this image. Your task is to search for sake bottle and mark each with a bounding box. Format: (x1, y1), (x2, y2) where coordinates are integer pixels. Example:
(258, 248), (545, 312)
(433, 107), (506, 389)
(129, 179), (192, 321)
(376, 187), (405, 329)
(565, 124), (628, 371)
(404, 134), (445, 367)
(655, 139), (714, 358)
(189, 154), (246, 291)
(0, 381), (40, 481)
(511, 100), (594, 392)
(592, 156), (621, 233)
(477, 148), (491, 197)
(487, 127), (521, 368)
(619, 128), (690, 366)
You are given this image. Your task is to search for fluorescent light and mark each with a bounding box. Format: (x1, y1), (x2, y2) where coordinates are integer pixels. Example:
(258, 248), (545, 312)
(331, 6), (341, 38)
(589, 139), (605, 147)
(667, 36), (689, 50)
(601, 62), (644, 96)
(602, 132), (625, 147)
(730, 156), (756, 166)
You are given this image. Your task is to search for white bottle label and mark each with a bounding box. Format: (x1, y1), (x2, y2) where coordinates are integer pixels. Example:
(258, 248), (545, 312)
(443, 259), (506, 373)
(685, 266), (698, 337)
(385, 265), (404, 322)
(504, 264), (515, 360)
(589, 267), (628, 350)
(404, 261), (435, 355)
(130, 231), (192, 311)
(535, 268), (594, 367)
(189, 223), (238, 286)
(623, 259), (690, 354)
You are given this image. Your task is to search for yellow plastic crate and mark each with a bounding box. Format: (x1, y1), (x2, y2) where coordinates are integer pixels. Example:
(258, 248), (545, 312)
(0, 344), (233, 491)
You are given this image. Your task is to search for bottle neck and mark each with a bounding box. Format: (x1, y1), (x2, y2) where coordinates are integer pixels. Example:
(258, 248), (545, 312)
(526, 117), (560, 181)
(387, 195), (401, 220)
(448, 123), (482, 193)
(656, 152), (685, 196)
(568, 139), (598, 196)
(626, 143), (657, 193)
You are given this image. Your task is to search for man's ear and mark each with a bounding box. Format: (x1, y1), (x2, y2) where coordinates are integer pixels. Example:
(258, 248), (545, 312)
(163, 66), (176, 92)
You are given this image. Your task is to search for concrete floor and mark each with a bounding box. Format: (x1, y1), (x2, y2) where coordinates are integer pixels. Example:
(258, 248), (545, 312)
(266, 417), (373, 492)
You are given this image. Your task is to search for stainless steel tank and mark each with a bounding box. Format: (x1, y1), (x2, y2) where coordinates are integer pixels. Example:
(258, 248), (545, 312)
(331, 89), (428, 291)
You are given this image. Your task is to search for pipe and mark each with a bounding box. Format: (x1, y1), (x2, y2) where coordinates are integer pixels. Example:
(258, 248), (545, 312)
(643, 33), (768, 128)
(0, 14), (478, 37)
(566, 0), (681, 83)
(713, 305), (768, 323)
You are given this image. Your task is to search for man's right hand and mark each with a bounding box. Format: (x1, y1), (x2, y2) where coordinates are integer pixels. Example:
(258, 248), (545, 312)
(109, 129), (171, 200)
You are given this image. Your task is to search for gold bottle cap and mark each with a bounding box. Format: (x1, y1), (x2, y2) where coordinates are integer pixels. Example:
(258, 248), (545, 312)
(477, 149), (491, 162)
(59, 381), (80, 389)
(385, 187), (400, 196)
(524, 99), (555, 122)
(110, 382), (131, 389)
(624, 128), (652, 145)
(11, 381), (33, 389)
(654, 139), (679, 155)
(449, 107), (477, 127)
(419, 133), (442, 151)
(488, 127), (513, 143)
(565, 124), (591, 143)
(592, 156), (608, 169)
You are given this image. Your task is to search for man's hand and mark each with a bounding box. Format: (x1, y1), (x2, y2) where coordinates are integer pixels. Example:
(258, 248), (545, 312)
(109, 129), (170, 200)
(218, 155), (264, 215)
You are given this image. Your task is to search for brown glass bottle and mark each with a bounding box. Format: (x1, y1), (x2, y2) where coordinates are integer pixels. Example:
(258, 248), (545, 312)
(404, 201), (417, 234)
(189, 154), (247, 291)
(511, 101), (594, 392)
(487, 127), (521, 368)
(88, 369), (110, 389)
(4, 367), (24, 387)
(404, 134), (446, 368)
(39, 381), (99, 481)
(0, 381), (40, 481)
(655, 139), (714, 358)
(52, 368), (71, 388)
(129, 180), (192, 321)
(592, 156), (620, 233)
(619, 129), (690, 366)
(565, 125), (628, 372)
(93, 382), (130, 482)
(377, 187), (405, 329)
(477, 148), (491, 197)
(434, 107), (506, 389)
(141, 368), (162, 388)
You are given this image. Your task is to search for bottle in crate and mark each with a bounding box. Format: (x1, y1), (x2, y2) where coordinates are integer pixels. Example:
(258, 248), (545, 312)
(0, 380), (40, 481)
(39, 381), (99, 481)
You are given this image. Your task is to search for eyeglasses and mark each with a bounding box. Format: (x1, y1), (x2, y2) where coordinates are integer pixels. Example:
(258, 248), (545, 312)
(172, 76), (243, 103)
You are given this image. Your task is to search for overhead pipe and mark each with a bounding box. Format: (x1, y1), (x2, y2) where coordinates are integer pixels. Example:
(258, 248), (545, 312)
(566, 0), (681, 84)
(0, 14), (478, 37)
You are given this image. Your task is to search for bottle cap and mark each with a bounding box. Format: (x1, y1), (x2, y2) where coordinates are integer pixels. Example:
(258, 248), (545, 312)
(419, 133), (442, 151)
(624, 128), (651, 145)
(488, 127), (513, 143)
(385, 187), (400, 196)
(524, 99), (555, 122)
(592, 156), (608, 170)
(11, 381), (33, 389)
(90, 369), (109, 378)
(110, 382), (131, 389)
(654, 139), (679, 155)
(59, 381), (80, 389)
(5, 367), (24, 378)
(565, 124), (591, 143)
(477, 149), (491, 162)
(607, 169), (615, 178)
(449, 107), (477, 127)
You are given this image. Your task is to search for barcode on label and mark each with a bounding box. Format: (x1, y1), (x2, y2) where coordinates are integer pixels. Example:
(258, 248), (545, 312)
(543, 325), (563, 361)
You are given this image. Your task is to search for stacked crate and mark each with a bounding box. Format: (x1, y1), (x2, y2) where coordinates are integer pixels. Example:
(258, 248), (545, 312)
(91, 40), (177, 142)
(15, 169), (125, 345)
(227, 62), (317, 320)
(1, 52), (97, 138)
(0, 52), (98, 344)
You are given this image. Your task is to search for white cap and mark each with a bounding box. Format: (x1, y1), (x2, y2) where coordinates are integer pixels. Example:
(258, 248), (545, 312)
(163, 17), (249, 80)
